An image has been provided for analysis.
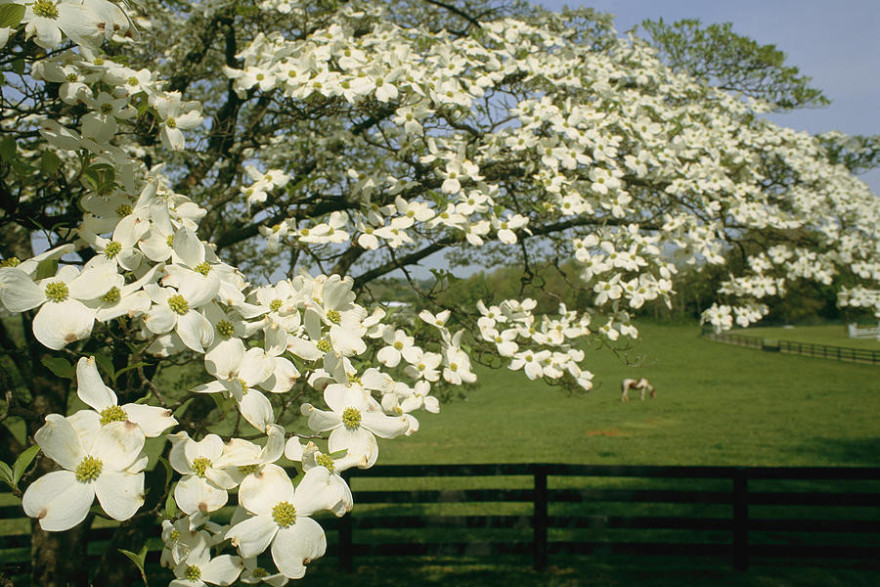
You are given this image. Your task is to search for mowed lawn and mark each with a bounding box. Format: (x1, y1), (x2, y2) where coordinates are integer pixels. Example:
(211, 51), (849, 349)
(378, 322), (880, 467)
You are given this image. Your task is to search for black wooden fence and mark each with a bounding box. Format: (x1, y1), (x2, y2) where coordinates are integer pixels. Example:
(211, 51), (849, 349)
(703, 331), (880, 364)
(327, 464), (880, 572)
(2, 464), (879, 580)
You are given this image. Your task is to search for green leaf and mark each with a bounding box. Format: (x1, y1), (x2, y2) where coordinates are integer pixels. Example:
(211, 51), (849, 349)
(0, 4), (25, 28)
(12, 58), (25, 75)
(158, 457), (173, 489)
(12, 444), (40, 487)
(119, 544), (149, 586)
(115, 361), (148, 380)
(0, 136), (15, 160)
(34, 258), (58, 280)
(0, 461), (14, 489)
(41, 357), (75, 380)
(163, 486), (178, 520)
(40, 150), (62, 176)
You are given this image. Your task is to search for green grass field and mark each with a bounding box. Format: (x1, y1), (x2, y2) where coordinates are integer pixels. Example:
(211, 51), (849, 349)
(4, 322), (879, 586)
(378, 322), (880, 468)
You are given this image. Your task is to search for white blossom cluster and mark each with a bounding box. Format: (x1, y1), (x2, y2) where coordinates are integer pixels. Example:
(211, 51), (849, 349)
(1, 0), (879, 583)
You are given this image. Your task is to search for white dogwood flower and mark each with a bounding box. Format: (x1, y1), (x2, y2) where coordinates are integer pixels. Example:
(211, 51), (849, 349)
(23, 414), (146, 531)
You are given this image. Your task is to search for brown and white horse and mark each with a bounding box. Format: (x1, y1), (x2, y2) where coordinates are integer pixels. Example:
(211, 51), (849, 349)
(621, 378), (655, 402)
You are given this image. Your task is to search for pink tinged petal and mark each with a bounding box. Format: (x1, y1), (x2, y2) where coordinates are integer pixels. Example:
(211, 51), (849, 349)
(35, 414), (87, 470)
(239, 464), (293, 517)
(76, 357), (116, 411)
(177, 310), (214, 353)
(90, 421), (145, 471)
(0, 268), (44, 311)
(271, 518), (327, 579)
(200, 554), (243, 586)
(95, 470), (145, 521)
(237, 389), (274, 431)
(175, 475), (228, 515)
(33, 299), (95, 350)
(362, 412), (410, 439)
(23, 470), (95, 531)
(123, 403), (177, 437)
(225, 515), (277, 558)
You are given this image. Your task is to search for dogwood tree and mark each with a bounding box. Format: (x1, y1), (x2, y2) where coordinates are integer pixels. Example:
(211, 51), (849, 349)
(1, 0), (878, 585)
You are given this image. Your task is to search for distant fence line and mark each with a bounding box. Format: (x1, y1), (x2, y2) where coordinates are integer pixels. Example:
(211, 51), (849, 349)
(702, 330), (880, 365)
(2, 464), (879, 581)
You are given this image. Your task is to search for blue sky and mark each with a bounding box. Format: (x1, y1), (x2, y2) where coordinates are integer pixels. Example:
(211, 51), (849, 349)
(536, 0), (880, 193)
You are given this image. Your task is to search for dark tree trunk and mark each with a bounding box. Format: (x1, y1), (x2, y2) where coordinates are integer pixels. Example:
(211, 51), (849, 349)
(30, 524), (90, 587)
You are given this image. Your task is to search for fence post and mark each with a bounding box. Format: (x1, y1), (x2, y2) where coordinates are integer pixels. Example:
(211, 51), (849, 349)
(732, 468), (749, 572)
(533, 464), (548, 571)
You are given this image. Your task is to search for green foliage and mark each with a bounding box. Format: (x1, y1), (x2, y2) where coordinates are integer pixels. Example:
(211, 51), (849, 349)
(640, 18), (830, 111)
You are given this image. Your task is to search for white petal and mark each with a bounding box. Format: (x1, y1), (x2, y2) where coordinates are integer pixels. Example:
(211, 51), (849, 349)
(200, 554), (243, 586)
(238, 464), (293, 517)
(225, 515), (277, 558)
(35, 414), (86, 470)
(91, 421), (145, 471)
(95, 470), (145, 521)
(292, 467), (341, 517)
(238, 389), (274, 431)
(23, 470), (94, 531)
(177, 310), (214, 353)
(33, 299), (95, 350)
(123, 403), (177, 437)
(205, 337), (245, 380)
(362, 412), (410, 439)
(76, 357), (116, 411)
(271, 518), (326, 579)
(172, 228), (204, 268)
(174, 475), (228, 515)
(0, 267), (44, 312)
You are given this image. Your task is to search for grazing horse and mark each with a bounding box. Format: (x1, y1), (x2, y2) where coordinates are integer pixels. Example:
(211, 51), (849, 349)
(621, 378), (655, 402)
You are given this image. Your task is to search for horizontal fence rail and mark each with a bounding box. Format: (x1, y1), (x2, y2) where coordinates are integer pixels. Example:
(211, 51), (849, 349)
(2, 464), (879, 582)
(703, 331), (880, 364)
(329, 464), (880, 573)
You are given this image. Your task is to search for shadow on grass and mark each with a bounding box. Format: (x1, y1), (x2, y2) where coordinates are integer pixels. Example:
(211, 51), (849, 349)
(791, 437), (880, 466)
(303, 555), (879, 586)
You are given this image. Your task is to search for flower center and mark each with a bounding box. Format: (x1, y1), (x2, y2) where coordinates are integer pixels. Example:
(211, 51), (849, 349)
(272, 501), (297, 528)
(104, 241), (123, 258)
(326, 309), (341, 324)
(101, 287), (121, 304)
(32, 0), (59, 19)
(166, 117), (177, 129)
(99, 405), (128, 425)
(191, 457), (211, 478)
(116, 204), (133, 217)
(315, 453), (335, 472)
(252, 567), (269, 579)
(0, 257), (20, 267)
(216, 319), (234, 338)
(169, 529), (181, 542)
(184, 565), (201, 581)
(393, 341), (404, 350)
(44, 281), (69, 302)
(342, 406), (361, 431)
(269, 299), (283, 312)
(168, 294), (189, 315)
(194, 262), (211, 275)
(75, 455), (103, 483)
(316, 338), (332, 353)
